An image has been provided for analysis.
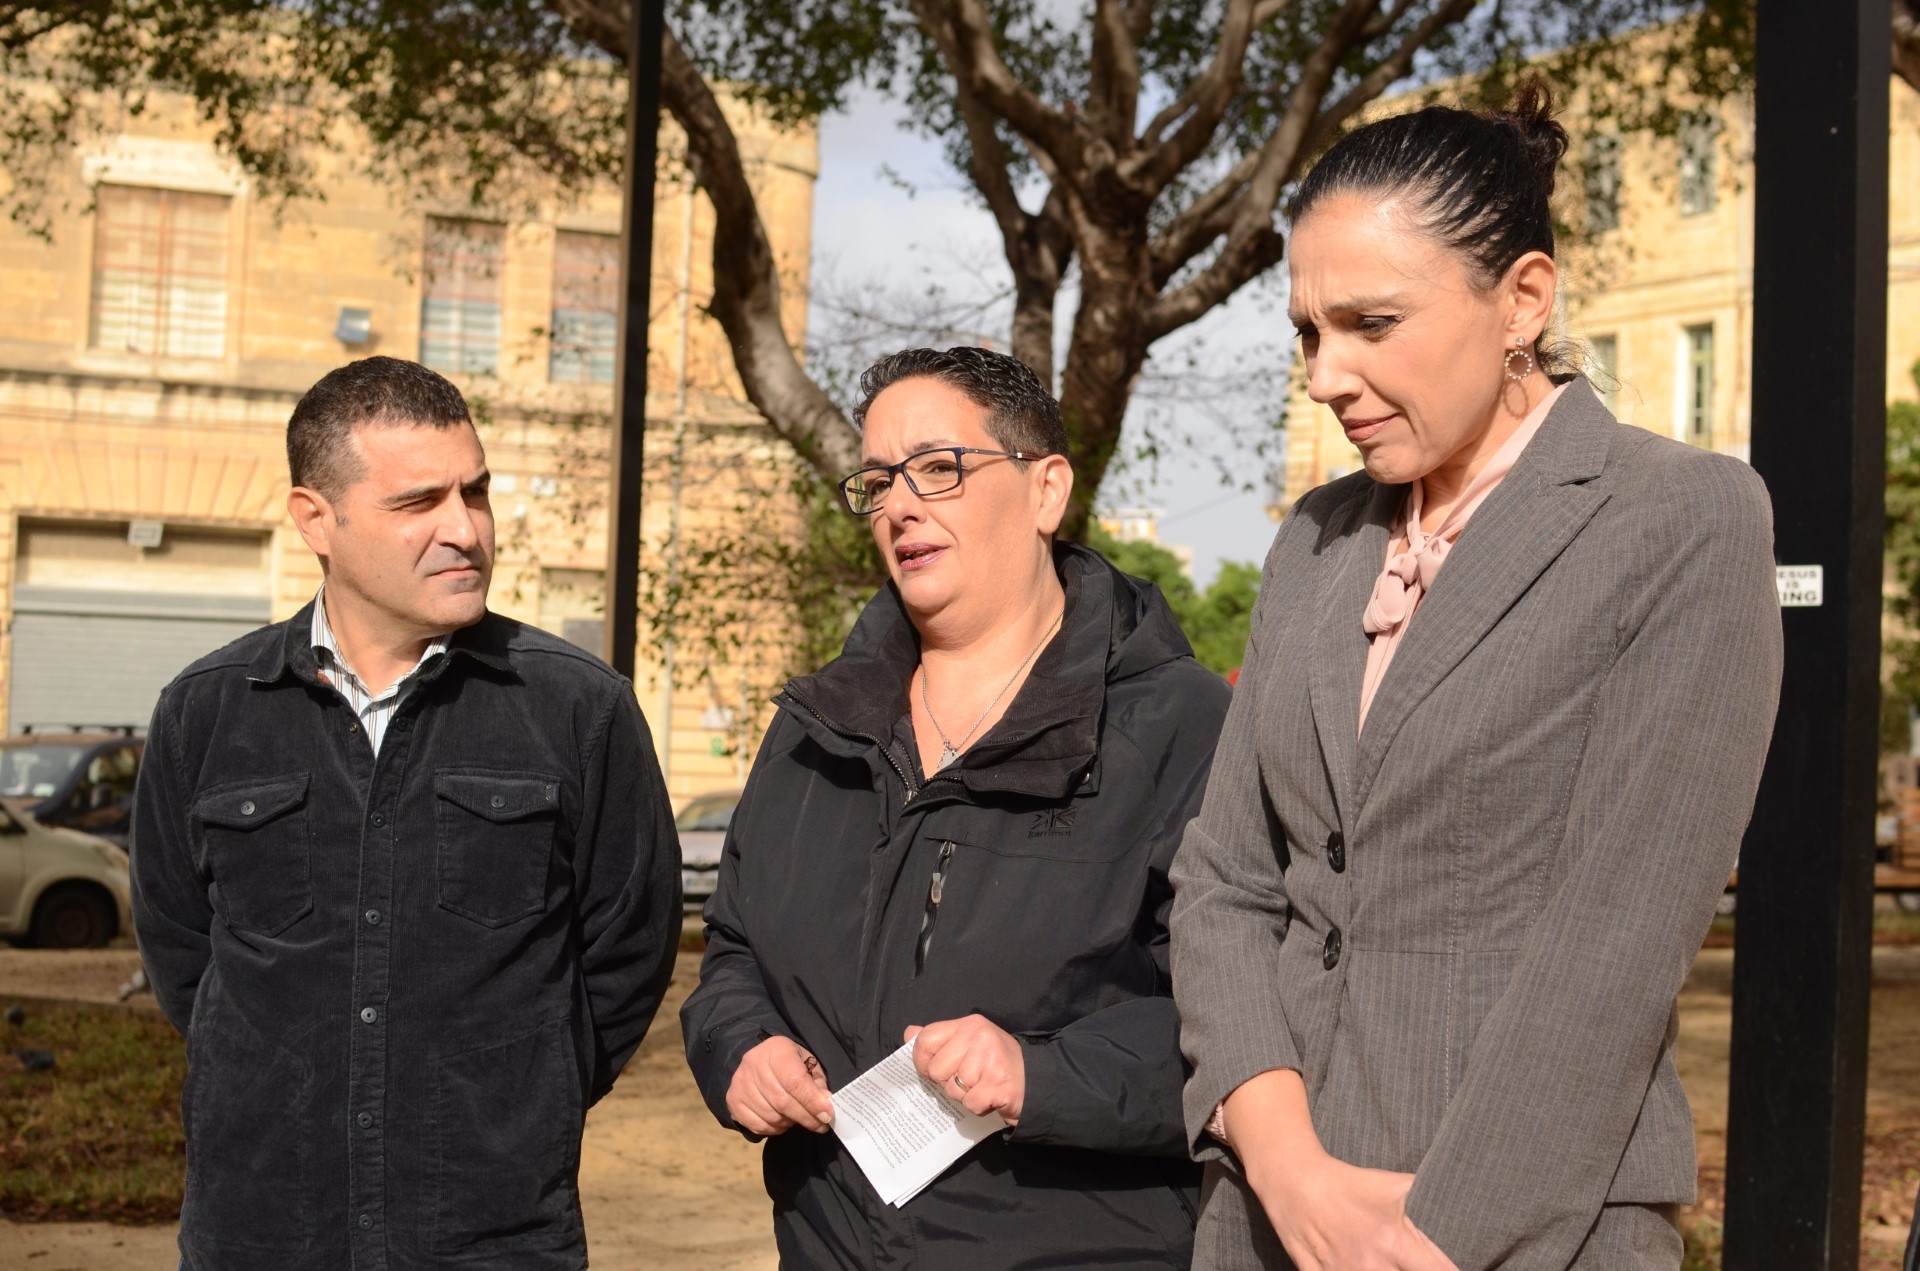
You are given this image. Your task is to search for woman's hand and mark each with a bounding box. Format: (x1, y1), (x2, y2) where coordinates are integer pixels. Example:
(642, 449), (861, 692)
(726, 1036), (833, 1136)
(904, 1015), (1026, 1125)
(1248, 1153), (1456, 1271)
(1224, 1070), (1458, 1271)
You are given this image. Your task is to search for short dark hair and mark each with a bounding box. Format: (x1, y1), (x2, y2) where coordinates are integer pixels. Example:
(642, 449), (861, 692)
(851, 346), (1069, 459)
(1293, 78), (1569, 291)
(287, 357), (473, 499)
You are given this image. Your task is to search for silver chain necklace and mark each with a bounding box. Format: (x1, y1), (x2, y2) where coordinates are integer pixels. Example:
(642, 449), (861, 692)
(918, 607), (1064, 772)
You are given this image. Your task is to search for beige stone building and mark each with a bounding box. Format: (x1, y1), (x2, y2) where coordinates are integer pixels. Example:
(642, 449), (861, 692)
(1276, 75), (1920, 510)
(0, 89), (819, 805)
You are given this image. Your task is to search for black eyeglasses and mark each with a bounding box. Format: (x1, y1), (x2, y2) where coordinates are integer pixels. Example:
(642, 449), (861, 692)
(836, 447), (1041, 516)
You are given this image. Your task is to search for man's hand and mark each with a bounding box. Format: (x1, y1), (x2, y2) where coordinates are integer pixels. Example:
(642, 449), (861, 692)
(726, 1036), (832, 1136)
(1224, 1069), (1458, 1271)
(903, 1015), (1025, 1125)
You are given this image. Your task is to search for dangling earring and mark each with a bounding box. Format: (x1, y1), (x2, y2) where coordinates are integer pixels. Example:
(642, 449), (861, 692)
(1503, 336), (1535, 383)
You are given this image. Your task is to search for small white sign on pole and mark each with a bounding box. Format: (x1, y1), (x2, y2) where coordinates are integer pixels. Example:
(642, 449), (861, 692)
(1776, 564), (1823, 607)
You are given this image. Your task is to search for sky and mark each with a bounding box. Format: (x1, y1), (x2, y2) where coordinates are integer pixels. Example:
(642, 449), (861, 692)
(806, 88), (1291, 588)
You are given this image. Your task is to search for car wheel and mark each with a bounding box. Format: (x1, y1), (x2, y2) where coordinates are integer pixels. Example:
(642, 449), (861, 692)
(30, 885), (115, 949)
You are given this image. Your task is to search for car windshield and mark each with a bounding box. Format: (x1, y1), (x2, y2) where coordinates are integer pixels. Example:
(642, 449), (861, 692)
(675, 793), (737, 833)
(0, 744), (88, 799)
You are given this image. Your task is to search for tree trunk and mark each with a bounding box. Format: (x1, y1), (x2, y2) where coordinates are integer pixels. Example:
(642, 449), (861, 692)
(1055, 224), (1154, 540)
(1897, 0), (1920, 94)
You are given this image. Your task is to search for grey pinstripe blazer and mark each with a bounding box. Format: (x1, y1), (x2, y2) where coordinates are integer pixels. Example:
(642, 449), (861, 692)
(1168, 379), (1783, 1269)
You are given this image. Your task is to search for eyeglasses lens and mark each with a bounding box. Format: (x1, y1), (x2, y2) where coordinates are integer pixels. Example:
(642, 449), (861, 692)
(842, 451), (965, 514)
(904, 451), (963, 497)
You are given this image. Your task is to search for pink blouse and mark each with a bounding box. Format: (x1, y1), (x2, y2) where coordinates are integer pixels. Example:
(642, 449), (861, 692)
(1357, 384), (1567, 733)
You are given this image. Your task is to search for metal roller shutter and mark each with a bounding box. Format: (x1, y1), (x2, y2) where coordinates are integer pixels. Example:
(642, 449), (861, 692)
(8, 588), (269, 732)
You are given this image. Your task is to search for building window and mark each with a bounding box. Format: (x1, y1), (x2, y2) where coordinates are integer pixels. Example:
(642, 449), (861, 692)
(550, 231), (619, 384)
(421, 218), (504, 377)
(1584, 133), (1622, 235)
(1589, 333), (1619, 410)
(88, 185), (230, 359)
(1679, 113), (1719, 217)
(1683, 323), (1714, 446)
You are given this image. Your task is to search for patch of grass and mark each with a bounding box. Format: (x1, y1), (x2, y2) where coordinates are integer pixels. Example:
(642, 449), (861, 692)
(0, 997), (184, 1222)
(1876, 905), (1920, 945)
(1682, 1216), (1722, 1270)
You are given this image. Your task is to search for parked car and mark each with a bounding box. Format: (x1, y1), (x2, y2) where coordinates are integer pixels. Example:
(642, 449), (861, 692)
(0, 731), (144, 848)
(677, 789), (740, 911)
(0, 800), (132, 948)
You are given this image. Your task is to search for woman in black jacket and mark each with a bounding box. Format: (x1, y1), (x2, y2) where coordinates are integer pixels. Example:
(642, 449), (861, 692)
(682, 346), (1232, 1269)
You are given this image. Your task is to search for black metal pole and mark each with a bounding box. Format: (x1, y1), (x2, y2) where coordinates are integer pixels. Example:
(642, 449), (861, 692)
(603, 0), (666, 677)
(1724, 2), (1890, 1266)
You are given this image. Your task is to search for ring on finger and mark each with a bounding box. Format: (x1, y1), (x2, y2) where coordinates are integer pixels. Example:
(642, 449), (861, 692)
(952, 1075), (968, 1092)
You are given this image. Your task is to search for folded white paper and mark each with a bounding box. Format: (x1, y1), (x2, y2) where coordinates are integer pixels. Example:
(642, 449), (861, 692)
(831, 1041), (1006, 1207)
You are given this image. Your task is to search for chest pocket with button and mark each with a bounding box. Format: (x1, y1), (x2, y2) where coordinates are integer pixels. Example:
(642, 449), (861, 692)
(434, 770), (563, 927)
(193, 773), (314, 937)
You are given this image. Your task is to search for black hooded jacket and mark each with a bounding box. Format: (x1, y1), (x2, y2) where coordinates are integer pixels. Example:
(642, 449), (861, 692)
(682, 544), (1232, 1269)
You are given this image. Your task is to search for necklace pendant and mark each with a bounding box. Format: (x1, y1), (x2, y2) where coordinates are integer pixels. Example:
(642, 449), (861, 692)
(937, 743), (961, 771)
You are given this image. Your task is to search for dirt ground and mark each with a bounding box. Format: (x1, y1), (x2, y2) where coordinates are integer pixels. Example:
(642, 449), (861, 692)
(1678, 945), (1920, 1267)
(0, 943), (774, 1271)
(2, 942), (1918, 1270)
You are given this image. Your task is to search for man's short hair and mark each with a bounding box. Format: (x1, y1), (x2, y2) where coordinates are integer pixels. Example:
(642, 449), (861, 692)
(851, 347), (1069, 458)
(287, 357), (473, 499)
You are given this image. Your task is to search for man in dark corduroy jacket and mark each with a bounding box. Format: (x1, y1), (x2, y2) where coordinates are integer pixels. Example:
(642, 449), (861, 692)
(131, 357), (680, 1271)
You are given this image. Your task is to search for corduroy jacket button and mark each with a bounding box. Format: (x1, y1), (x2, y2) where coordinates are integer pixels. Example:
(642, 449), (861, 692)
(1323, 927), (1343, 970)
(1325, 831), (1346, 873)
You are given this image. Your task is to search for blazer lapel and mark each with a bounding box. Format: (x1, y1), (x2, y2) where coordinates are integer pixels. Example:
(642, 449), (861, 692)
(1350, 380), (1617, 815)
(1308, 481), (1398, 826)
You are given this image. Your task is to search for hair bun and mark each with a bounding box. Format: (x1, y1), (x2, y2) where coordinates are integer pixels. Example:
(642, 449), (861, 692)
(1498, 76), (1569, 201)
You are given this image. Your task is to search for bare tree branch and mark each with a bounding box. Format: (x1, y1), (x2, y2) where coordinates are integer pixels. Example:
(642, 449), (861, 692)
(954, 90), (1074, 382)
(1898, 0), (1920, 94)
(1361, 0), (1420, 41)
(1303, 0), (1477, 159)
(1007, 189), (1074, 382)
(1145, 0), (1476, 337)
(1131, 0), (1260, 192)
(1147, 148), (1263, 286)
(1143, 0), (1381, 339)
(657, 25), (862, 478)
(907, 0), (1074, 383)
(548, 0), (624, 57)
(1088, 0), (1143, 150)
(1123, 0), (1156, 47)
(1148, 0), (1384, 295)
(929, 0), (1085, 174)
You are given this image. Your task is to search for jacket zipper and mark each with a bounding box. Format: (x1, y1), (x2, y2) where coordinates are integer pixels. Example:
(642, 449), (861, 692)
(781, 687), (920, 805)
(914, 841), (957, 975)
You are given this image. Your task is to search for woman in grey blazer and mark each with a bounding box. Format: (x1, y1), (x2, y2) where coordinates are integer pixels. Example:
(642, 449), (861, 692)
(1169, 83), (1782, 1271)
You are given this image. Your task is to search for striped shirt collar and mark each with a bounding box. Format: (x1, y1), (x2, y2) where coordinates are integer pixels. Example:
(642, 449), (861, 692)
(310, 587), (450, 753)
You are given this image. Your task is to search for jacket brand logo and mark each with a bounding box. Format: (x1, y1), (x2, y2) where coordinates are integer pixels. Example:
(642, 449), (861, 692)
(1029, 806), (1077, 838)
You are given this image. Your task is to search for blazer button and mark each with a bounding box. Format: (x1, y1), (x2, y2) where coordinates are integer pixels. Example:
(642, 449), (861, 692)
(1323, 927), (1343, 970)
(1325, 831), (1346, 873)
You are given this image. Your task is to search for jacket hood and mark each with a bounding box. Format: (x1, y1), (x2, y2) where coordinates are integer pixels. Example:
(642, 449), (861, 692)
(779, 542), (1197, 801)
